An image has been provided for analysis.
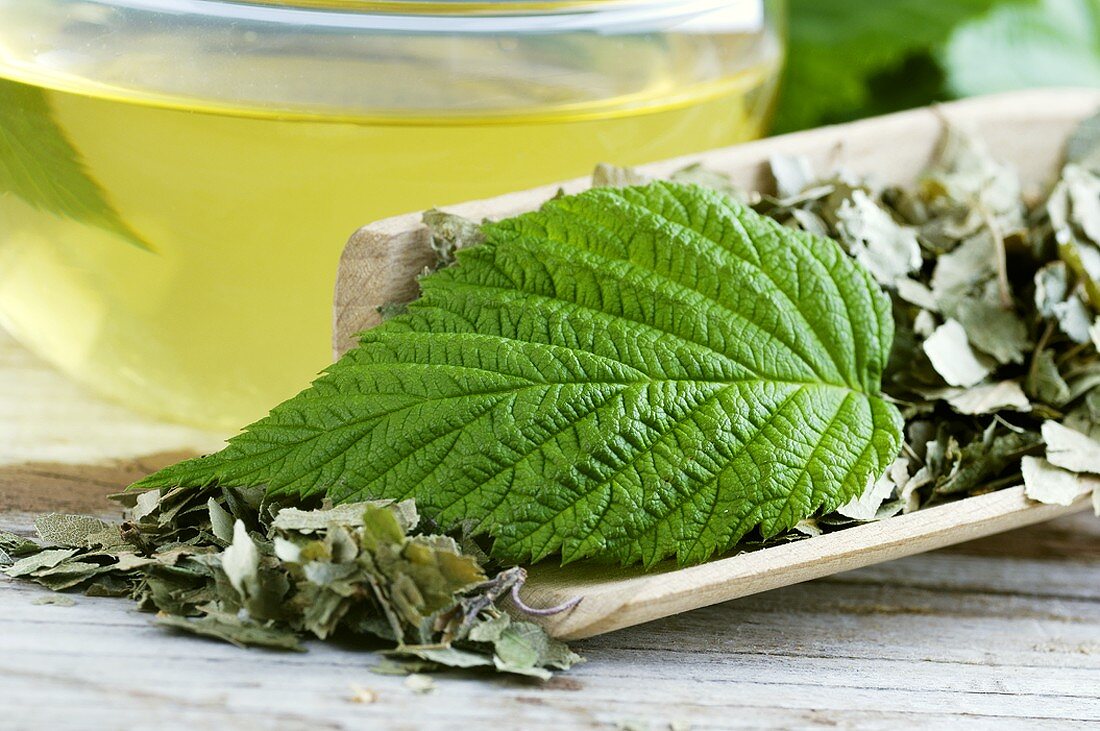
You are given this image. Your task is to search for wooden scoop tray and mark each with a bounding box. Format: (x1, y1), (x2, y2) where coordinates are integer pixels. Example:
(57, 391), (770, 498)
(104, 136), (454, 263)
(333, 89), (1100, 640)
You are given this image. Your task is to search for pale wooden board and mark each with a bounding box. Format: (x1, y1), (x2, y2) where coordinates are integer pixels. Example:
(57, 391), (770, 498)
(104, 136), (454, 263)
(332, 88), (1100, 639)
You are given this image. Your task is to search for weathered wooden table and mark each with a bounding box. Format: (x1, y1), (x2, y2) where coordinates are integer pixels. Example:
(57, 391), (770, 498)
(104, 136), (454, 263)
(3, 327), (1100, 730)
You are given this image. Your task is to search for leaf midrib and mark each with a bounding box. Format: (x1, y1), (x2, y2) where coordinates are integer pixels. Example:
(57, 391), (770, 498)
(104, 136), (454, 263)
(318, 360), (870, 392)
(258, 367), (872, 500)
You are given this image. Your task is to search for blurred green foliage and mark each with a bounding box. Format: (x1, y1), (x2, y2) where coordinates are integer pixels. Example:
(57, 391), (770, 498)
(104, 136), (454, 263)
(776, 0), (1100, 133)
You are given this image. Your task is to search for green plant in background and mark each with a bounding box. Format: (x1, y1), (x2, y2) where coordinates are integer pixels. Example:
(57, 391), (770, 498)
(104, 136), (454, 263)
(945, 0), (1100, 96)
(777, 0), (1100, 134)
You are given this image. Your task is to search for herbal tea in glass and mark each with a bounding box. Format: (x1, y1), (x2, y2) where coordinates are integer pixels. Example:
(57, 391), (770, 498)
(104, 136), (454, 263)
(0, 0), (784, 428)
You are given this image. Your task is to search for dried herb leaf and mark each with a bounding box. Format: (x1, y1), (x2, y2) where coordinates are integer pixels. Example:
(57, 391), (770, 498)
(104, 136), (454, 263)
(1042, 421), (1100, 474)
(0, 531), (40, 561)
(403, 674), (436, 694)
(1068, 110), (1100, 172)
(918, 381), (1031, 415)
(837, 464), (900, 521)
(1028, 350), (1072, 407)
(222, 520), (261, 599)
(34, 514), (115, 548)
(273, 501), (417, 533)
(952, 298), (1030, 365)
(770, 154), (817, 199)
(5, 548), (79, 578)
(422, 210), (485, 270)
(207, 498), (236, 544)
(592, 163), (649, 189)
(923, 319), (994, 387)
(936, 429), (1041, 496)
(1022, 457), (1095, 506)
(835, 189), (922, 286)
(156, 612), (303, 651)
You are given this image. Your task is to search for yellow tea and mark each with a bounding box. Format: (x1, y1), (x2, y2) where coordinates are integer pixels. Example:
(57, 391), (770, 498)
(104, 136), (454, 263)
(0, 21), (780, 429)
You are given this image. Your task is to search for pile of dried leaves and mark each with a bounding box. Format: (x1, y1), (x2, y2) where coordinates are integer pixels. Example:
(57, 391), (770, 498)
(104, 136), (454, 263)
(1, 488), (581, 679)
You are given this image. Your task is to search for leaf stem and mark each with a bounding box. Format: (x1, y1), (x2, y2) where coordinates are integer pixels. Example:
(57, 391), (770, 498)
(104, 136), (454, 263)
(1027, 321), (1057, 393)
(511, 582), (583, 617)
(978, 204), (1012, 310)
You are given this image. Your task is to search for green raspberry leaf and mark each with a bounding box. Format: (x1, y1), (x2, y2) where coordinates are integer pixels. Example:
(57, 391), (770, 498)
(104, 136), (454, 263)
(138, 182), (902, 568)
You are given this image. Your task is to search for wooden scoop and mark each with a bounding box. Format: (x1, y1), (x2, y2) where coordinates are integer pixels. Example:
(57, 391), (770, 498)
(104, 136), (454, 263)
(333, 89), (1100, 640)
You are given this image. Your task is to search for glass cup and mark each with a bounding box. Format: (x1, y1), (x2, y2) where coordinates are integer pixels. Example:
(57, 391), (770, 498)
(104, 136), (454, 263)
(0, 0), (786, 429)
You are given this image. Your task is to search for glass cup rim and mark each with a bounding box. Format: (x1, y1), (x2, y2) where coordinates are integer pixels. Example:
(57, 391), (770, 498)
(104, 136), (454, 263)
(104, 0), (753, 22)
(208, 0), (726, 16)
(2, 0), (778, 120)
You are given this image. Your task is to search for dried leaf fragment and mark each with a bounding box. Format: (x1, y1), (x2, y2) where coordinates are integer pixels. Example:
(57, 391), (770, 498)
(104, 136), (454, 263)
(34, 514), (115, 548)
(156, 612), (303, 651)
(836, 189), (922, 286)
(837, 458), (907, 520)
(1022, 457), (1094, 506)
(349, 685), (379, 704)
(918, 381), (1031, 415)
(222, 520), (260, 598)
(923, 319), (994, 387)
(592, 163), (648, 188)
(1042, 421), (1100, 475)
